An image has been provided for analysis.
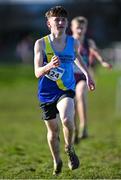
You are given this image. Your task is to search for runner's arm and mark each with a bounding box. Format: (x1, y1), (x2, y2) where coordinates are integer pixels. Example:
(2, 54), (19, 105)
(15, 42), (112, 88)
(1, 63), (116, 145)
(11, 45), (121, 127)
(34, 39), (60, 78)
(89, 39), (112, 69)
(74, 39), (95, 91)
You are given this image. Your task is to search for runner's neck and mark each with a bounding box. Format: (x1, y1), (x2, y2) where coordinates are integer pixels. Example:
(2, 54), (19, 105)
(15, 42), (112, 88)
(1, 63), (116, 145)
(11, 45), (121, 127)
(50, 33), (66, 43)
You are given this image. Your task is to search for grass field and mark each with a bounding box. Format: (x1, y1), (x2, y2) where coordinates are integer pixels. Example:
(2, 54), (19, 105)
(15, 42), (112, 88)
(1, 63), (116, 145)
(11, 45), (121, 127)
(0, 64), (121, 179)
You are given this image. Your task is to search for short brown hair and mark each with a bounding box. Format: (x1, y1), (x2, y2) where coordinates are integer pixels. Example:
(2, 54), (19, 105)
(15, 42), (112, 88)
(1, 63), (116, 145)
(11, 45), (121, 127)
(45, 6), (68, 19)
(71, 16), (88, 26)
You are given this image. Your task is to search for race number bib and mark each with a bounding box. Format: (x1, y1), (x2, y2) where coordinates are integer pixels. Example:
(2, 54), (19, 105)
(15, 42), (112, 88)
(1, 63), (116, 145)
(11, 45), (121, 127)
(45, 67), (65, 81)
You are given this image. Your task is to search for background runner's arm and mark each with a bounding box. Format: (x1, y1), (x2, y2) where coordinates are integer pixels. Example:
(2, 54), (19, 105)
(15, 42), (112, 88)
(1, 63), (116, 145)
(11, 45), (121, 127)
(34, 39), (60, 78)
(89, 39), (112, 69)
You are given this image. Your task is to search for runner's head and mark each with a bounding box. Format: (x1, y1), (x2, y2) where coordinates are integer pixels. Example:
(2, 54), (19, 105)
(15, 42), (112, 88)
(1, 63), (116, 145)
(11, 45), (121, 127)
(45, 6), (68, 34)
(71, 16), (88, 37)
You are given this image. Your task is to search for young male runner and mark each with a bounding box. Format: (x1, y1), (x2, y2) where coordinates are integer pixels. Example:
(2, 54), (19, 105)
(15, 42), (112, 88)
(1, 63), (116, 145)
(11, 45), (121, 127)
(71, 16), (112, 143)
(34, 7), (95, 175)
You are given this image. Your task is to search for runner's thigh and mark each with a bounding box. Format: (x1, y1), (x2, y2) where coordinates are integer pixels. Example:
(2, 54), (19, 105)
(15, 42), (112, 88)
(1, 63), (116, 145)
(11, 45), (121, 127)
(57, 97), (75, 122)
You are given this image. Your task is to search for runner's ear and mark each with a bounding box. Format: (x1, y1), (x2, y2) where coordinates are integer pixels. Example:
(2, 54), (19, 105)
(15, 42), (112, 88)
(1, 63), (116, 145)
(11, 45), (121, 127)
(47, 20), (51, 29)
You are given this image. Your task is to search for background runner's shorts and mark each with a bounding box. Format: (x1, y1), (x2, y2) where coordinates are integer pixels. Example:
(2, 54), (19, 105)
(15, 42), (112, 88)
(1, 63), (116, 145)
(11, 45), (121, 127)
(40, 90), (75, 120)
(74, 73), (86, 84)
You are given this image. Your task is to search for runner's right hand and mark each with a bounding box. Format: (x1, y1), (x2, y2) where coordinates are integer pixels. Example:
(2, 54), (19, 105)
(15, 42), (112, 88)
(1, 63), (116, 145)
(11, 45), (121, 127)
(49, 55), (60, 69)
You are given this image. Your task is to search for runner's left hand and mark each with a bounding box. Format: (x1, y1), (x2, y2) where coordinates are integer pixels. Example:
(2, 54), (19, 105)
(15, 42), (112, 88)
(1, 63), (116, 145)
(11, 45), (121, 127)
(86, 76), (95, 91)
(101, 61), (112, 69)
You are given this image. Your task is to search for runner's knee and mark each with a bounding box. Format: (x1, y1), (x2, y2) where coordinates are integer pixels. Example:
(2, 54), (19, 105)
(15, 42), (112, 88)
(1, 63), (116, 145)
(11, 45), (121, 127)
(47, 127), (59, 140)
(62, 117), (74, 129)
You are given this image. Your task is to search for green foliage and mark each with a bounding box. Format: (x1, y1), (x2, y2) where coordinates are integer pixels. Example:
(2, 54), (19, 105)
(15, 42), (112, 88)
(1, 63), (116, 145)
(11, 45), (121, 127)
(0, 65), (121, 179)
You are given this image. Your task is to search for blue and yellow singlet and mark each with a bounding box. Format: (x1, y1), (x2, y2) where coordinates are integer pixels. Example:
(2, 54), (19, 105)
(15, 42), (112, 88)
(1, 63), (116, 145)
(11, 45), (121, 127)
(38, 35), (76, 103)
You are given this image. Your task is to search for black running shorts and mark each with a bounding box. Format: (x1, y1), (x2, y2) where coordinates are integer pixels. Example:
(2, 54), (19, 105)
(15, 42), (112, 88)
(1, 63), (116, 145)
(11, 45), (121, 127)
(74, 73), (86, 84)
(40, 90), (75, 120)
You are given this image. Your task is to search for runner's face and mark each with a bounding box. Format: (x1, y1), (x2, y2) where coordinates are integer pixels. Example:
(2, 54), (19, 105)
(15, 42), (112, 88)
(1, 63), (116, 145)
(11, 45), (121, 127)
(47, 17), (68, 34)
(71, 22), (87, 37)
